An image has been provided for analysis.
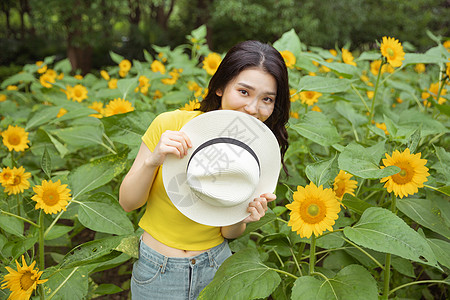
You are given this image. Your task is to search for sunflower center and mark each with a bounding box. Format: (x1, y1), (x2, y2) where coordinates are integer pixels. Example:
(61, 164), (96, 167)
(12, 176), (21, 185)
(391, 161), (414, 184)
(387, 48), (395, 57)
(20, 271), (35, 291)
(74, 89), (82, 97)
(307, 204), (320, 216)
(299, 198), (327, 224)
(43, 190), (60, 206)
(8, 134), (21, 145)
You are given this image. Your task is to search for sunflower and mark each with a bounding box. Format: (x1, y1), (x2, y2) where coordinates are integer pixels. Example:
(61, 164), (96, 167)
(119, 59), (131, 73)
(311, 105), (321, 112)
(1, 125), (30, 152)
(290, 111), (299, 119)
(104, 98), (135, 117)
(39, 73), (55, 88)
(341, 48), (357, 66)
(380, 36), (405, 67)
(428, 82), (447, 104)
(181, 100), (200, 111)
(56, 108), (67, 118)
(188, 81), (203, 98)
(74, 74), (83, 80)
(161, 69), (181, 85)
(333, 170), (358, 201)
(36, 61), (47, 74)
(289, 89), (300, 102)
(31, 179), (71, 214)
(3, 166), (31, 195)
(202, 53), (222, 75)
(280, 50), (296, 69)
(71, 84), (88, 102)
(375, 122), (389, 135)
(108, 79), (118, 89)
(1, 255), (47, 300)
(380, 148), (429, 198)
(88, 102), (104, 118)
(0, 94), (6, 102)
(0, 167), (14, 186)
(414, 63), (426, 74)
(286, 182), (341, 238)
(300, 91), (322, 106)
(135, 75), (150, 94)
(100, 70), (110, 80)
(153, 90), (163, 99)
(151, 60), (166, 74)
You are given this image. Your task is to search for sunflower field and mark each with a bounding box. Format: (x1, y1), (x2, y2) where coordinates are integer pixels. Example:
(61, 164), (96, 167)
(0, 26), (449, 300)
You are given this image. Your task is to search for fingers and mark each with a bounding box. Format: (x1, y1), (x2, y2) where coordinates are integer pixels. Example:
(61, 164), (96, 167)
(245, 197), (268, 222)
(260, 193), (276, 202)
(157, 130), (192, 158)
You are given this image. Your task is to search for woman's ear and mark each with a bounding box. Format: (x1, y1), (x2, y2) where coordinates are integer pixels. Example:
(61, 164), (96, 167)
(216, 89), (223, 97)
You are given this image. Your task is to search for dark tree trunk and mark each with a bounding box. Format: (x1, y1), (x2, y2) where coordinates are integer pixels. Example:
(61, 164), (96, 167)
(195, 0), (214, 49)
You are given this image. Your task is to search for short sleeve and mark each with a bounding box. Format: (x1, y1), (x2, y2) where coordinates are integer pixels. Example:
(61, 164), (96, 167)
(141, 112), (173, 152)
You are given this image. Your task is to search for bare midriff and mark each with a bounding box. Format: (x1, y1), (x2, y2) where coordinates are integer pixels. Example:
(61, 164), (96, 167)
(142, 231), (208, 257)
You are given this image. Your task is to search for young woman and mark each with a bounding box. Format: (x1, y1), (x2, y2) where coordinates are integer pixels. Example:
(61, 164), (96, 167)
(119, 40), (290, 299)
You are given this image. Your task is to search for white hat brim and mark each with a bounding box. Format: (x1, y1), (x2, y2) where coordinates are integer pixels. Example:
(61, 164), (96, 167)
(162, 110), (281, 227)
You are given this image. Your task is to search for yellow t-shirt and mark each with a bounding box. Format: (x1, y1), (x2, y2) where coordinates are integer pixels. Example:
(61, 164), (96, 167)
(139, 109), (224, 251)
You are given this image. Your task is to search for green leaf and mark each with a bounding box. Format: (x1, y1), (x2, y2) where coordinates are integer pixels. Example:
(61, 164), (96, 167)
(44, 130), (69, 158)
(58, 236), (124, 269)
(191, 25), (207, 40)
(407, 128), (421, 154)
(26, 106), (61, 130)
(397, 198), (450, 239)
(1, 72), (36, 88)
(338, 142), (400, 179)
(273, 28), (302, 56)
(391, 256), (415, 278)
(77, 193), (134, 235)
(319, 61), (358, 78)
(101, 110), (154, 146)
(398, 109), (448, 137)
(0, 214), (24, 237)
(45, 225), (73, 240)
(426, 238), (450, 269)
(305, 155), (337, 187)
(341, 194), (374, 215)
(50, 125), (104, 150)
(117, 77), (138, 99)
(198, 248), (281, 300)
(298, 76), (354, 93)
(403, 53), (447, 65)
(69, 152), (127, 198)
(93, 284), (123, 295)
(114, 234), (139, 259)
(291, 265), (378, 300)
(109, 51), (124, 65)
(43, 266), (91, 300)
(41, 146), (52, 179)
(335, 102), (367, 127)
(49, 107), (98, 123)
(291, 111), (341, 146)
(436, 186), (450, 196)
(344, 207), (440, 269)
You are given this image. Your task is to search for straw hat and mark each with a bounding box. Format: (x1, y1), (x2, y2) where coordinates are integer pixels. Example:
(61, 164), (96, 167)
(162, 110), (281, 226)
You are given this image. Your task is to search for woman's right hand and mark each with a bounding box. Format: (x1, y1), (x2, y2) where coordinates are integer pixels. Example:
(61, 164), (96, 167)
(146, 130), (192, 167)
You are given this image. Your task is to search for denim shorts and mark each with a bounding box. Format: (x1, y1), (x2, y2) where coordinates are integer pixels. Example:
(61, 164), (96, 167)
(131, 238), (232, 300)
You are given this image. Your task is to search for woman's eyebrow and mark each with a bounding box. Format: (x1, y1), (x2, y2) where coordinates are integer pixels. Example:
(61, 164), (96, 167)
(237, 82), (277, 96)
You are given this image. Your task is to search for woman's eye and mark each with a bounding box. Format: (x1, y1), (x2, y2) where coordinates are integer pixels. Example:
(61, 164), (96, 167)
(263, 97), (274, 103)
(239, 90), (248, 96)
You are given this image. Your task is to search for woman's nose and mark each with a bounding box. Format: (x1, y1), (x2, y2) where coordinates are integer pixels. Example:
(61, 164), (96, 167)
(244, 99), (258, 115)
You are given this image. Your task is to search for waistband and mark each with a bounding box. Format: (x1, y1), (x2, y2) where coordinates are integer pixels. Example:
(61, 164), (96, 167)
(139, 237), (228, 268)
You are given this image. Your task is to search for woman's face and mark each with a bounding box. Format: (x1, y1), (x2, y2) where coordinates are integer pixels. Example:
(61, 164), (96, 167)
(217, 68), (276, 122)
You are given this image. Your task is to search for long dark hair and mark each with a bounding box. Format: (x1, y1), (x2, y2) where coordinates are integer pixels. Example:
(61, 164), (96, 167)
(198, 40), (290, 175)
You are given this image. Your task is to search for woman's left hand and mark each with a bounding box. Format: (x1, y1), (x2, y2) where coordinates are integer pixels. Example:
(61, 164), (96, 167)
(242, 193), (276, 223)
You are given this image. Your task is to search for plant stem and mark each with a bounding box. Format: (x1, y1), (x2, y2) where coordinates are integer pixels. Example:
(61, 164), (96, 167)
(342, 237), (384, 270)
(389, 280), (449, 296)
(0, 209), (39, 227)
(290, 247), (303, 276)
(351, 84), (371, 113)
(38, 210), (45, 300)
(272, 268), (298, 280)
(309, 234), (316, 276)
(16, 194), (21, 216)
(383, 193), (397, 299)
(368, 60), (384, 136)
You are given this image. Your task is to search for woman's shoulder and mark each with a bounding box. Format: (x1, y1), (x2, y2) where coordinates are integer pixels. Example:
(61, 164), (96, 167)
(153, 109), (203, 129)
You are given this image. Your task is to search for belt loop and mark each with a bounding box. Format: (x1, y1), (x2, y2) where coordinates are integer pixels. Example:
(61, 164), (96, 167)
(207, 250), (214, 267)
(161, 256), (168, 274)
